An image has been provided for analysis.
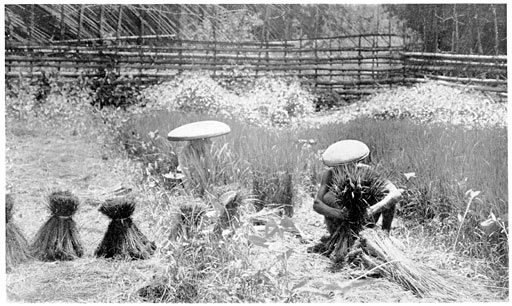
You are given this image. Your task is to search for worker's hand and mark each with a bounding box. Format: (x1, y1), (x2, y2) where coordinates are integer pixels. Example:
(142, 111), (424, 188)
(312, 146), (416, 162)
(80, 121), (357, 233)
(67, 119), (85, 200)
(366, 205), (377, 217)
(339, 206), (349, 220)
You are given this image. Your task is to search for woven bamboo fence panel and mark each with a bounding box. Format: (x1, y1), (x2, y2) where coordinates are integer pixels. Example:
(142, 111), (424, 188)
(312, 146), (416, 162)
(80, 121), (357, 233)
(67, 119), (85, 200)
(5, 35), (507, 98)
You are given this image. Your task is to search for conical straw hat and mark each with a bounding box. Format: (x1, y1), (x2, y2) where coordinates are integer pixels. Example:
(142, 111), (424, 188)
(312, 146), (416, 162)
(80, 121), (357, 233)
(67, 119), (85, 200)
(167, 121), (231, 141)
(322, 140), (370, 167)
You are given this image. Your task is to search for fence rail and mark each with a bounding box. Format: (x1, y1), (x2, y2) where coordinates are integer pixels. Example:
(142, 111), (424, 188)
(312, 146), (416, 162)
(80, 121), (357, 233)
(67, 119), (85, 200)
(5, 35), (508, 98)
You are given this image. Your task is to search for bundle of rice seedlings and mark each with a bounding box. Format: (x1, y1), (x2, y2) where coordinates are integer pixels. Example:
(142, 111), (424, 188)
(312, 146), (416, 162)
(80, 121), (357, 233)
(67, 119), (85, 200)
(213, 191), (242, 235)
(324, 164), (388, 261)
(31, 190), (84, 261)
(358, 228), (468, 301)
(137, 276), (173, 302)
(170, 202), (207, 241)
(95, 197), (156, 260)
(6, 193), (31, 271)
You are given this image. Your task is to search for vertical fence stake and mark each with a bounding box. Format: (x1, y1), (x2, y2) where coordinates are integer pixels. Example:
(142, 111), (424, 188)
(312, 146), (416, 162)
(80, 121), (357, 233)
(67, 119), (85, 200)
(314, 38), (318, 94)
(283, 39), (287, 79)
(402, 20), (407, 85)
(77, 5), (83, 43)
(29, 4), (35, 78)
(60, 6), (65, 41)
(138, 5), (143, 84)
(266, 40), (270, 77)
(358, 35), (362, 94)
(99, 5), (104, 44)
(329, 38), (333, 88)
(116, 5), (123, 75)
(388, 18), (392, 89)
(372, 34), (376, 86)
(298, 37), (302, 80)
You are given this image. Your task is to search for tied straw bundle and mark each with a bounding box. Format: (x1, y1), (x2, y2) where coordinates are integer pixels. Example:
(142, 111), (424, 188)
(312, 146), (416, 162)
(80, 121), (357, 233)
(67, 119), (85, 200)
(32, 190), (84, 261)
(6, 193), (31, 271)
(325, 163), (388, 261)
(95, 197), (156, 260)
(358, 228), (468, 301)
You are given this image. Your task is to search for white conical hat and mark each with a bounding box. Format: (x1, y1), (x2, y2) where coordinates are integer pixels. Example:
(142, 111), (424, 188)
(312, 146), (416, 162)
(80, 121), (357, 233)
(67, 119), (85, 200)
(321, 140), (370, 167)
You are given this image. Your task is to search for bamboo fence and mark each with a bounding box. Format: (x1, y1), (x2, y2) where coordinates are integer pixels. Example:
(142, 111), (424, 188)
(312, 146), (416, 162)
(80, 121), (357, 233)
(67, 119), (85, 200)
(5, 35), (508, 98)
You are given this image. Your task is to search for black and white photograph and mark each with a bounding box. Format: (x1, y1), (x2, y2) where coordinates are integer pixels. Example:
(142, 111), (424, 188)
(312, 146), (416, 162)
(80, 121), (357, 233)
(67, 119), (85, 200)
(3, 1), (508, 303)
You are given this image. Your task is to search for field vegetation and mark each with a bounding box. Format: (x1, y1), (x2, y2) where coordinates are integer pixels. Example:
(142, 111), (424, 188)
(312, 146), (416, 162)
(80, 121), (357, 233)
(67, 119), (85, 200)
(5, 71), (508, 302)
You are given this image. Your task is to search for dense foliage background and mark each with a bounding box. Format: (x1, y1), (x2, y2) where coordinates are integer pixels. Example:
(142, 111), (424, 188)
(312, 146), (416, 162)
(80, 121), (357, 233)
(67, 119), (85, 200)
(6, 4), (506, 54)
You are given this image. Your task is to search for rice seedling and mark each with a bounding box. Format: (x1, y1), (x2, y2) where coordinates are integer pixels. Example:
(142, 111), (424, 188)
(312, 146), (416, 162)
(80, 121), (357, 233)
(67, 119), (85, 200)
(213, 191), (244, 234)
(322, 163), (388, 262)
(169, 202), (207, 241)
(6, 193), (31, 271)
(95, 197), (156, 260)
(31, 190), (83, 261)
(119, 101), (507, 286)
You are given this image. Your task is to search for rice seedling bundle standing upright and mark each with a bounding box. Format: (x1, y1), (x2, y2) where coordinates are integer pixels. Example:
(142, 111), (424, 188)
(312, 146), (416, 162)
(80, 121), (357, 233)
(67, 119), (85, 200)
(95, 197), (156, 260)
(6, 193), (31, 271)
(170, 201), (207, 241)
(32, 190), (84, 261)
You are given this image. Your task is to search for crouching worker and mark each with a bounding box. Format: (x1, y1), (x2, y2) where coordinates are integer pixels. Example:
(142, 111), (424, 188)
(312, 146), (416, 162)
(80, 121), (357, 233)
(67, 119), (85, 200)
(307, 140), (402, 255)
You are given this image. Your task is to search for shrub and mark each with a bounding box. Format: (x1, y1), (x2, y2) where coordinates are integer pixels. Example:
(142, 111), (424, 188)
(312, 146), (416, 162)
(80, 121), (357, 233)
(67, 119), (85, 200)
(88, 68), (142, 109)
(169, 71), (229, 113)
(248, 75), (315, 126)
(363, 81), (507, 128)
(141, 71), (316, 127)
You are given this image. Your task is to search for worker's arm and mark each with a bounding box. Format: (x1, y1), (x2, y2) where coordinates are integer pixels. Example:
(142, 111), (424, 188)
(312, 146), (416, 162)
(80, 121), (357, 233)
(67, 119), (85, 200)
(313, 170), (348, 220)
(367, 180), (402, 217)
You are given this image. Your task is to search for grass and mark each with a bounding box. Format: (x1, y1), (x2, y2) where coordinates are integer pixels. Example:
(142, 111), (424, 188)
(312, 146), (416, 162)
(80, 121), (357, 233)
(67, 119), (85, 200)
(5, 77), (508, 302)
(121, 108), (507, 278)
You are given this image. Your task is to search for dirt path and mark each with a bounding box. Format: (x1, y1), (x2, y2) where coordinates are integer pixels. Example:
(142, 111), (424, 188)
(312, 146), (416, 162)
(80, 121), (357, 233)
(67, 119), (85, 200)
(4, 120), (501, 303)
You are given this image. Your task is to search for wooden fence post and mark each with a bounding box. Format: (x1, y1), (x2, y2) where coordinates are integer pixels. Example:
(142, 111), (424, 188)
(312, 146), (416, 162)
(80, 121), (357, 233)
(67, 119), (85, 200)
(116, 5), (123, 75)
(60, 5), (65, 41)
(298, 37), (303, 79)
(77, 5), (84, 44)
(358, 35), (361, 92)
(29, 4), (34, 77)
(99, 5), (104, 44)
(266, 40), (270, 76)
(329, 38), (333, 85)
(388, 18), (392, 88)
(284, 38), (288, 78)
